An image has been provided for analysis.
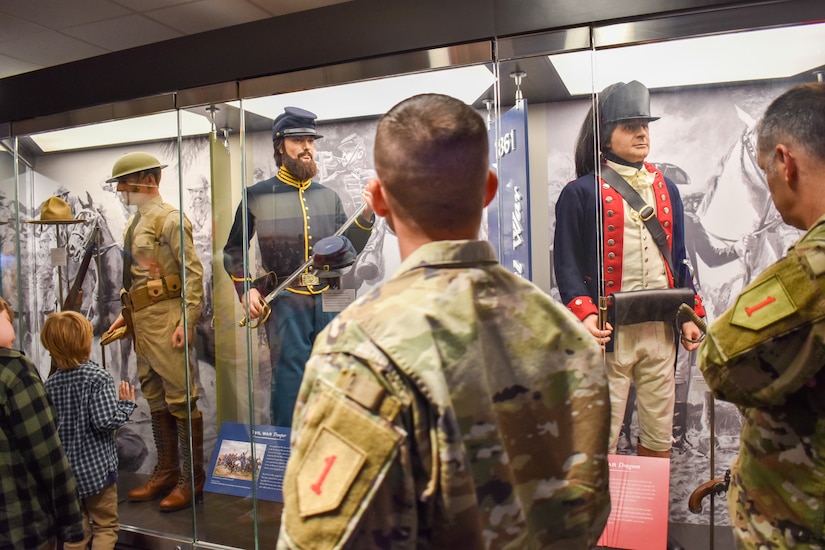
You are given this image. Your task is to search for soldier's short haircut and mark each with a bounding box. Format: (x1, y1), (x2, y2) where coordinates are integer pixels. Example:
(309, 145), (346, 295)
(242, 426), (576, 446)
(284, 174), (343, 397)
(758, 82), (825, 164)
(40, 311), (93, 371)
(374, 93), (489, 232)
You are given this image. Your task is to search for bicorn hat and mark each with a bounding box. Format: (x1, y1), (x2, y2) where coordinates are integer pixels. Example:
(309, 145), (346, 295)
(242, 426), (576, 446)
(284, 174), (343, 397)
(600, 80), (660, 126)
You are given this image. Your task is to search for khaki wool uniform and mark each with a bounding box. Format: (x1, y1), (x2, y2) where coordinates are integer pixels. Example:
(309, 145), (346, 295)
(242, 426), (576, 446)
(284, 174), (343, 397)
(699, 213), (825, 549)
(277, 240), (611, 550)
(124, 196), (204, 418)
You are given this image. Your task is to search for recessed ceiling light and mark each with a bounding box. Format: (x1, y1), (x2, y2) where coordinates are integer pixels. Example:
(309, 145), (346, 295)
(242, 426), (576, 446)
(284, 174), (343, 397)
(236, 65), (496, 121)
(549, 22), (825, 95)
(30, 111), (212, 153)
(29, 65), (496, 152)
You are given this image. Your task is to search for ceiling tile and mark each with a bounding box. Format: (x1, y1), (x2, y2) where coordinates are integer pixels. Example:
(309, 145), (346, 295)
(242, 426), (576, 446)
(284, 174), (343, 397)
(0, 14), (48, 42)
(249, 0), (352, 17)
(62, 14), (182, 51)
(0, 0), (131, 29)
(145, 0), (271, 35)
(0, 53), (42, 79)
(0, 30), (108, 66)
(111, 0), (194, 12)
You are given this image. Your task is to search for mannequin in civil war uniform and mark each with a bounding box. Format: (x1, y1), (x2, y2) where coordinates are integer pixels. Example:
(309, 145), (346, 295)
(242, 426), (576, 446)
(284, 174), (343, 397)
(222, 107), (374, 428)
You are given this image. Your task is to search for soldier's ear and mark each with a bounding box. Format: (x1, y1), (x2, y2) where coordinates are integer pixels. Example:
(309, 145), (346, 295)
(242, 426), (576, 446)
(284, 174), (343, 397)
(483, 170), (498, 208)
(777, 145), (798, 186)
(366, 178), (390, 218)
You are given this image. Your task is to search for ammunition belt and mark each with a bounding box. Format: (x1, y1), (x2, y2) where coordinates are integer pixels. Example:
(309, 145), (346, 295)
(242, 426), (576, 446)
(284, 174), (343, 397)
(122, 274), (183, 312)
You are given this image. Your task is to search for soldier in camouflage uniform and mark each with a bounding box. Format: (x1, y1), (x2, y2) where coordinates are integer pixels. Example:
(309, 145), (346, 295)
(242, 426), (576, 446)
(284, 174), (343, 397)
(277, 94), (611, 549)
(698, 82), (825, 549)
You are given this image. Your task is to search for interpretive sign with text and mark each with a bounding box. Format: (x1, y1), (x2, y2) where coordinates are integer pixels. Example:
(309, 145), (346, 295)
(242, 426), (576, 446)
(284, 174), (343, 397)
(204, 421), (291, 502)
(597, 454), (670, 549)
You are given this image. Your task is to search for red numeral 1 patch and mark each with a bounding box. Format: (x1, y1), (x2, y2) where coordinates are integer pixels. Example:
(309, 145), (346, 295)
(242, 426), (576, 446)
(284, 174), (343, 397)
(745, 296), (776, 317)
(311, 455), (337, 495)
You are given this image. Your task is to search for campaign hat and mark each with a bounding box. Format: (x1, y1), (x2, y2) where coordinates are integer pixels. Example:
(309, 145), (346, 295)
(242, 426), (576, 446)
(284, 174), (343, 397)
(27, 196), (85, 225)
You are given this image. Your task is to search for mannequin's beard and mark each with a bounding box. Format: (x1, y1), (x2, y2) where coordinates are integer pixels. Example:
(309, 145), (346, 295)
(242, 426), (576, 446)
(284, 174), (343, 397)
(282, 153), (318, 181)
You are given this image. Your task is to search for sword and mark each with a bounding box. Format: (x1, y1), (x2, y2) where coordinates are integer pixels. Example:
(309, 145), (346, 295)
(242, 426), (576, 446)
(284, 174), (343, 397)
(239, 203), (368, 327)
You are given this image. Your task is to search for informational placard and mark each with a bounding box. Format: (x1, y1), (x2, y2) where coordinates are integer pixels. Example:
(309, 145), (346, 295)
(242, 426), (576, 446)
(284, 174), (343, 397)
(204, 422), (291, 502)
(487, 102), (531, 280)
(597, 454), (670, 550)
(322, 288), (357, 312)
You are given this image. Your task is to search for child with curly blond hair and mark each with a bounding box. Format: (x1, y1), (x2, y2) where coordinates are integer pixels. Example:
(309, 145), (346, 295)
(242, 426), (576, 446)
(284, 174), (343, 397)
(42, 310), (136, 550)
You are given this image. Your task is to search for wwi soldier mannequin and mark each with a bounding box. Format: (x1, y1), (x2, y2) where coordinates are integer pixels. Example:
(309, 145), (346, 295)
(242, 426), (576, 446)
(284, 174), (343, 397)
(103, 152), (205, 512)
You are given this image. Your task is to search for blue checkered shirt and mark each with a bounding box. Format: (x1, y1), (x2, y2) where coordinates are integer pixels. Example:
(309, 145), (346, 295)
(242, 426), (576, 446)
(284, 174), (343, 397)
(44, 361), (136, 497)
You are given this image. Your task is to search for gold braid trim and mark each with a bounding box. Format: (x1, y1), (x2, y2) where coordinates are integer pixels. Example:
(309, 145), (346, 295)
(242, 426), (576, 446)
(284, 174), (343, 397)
(354, 217), (374, 231)
(277, 166), (311, 190)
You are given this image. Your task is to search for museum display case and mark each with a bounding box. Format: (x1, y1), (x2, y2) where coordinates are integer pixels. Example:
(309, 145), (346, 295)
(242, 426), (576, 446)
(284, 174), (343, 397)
(1, 0), (823, 548)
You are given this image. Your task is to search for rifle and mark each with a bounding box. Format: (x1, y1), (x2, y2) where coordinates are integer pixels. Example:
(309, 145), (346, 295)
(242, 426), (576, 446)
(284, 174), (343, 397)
(62, 225), (99, 312)
(688, 469), (730, 513)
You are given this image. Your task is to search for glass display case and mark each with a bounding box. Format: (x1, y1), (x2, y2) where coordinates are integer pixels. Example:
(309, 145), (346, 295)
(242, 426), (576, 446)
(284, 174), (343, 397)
(2, 3), (824, 548)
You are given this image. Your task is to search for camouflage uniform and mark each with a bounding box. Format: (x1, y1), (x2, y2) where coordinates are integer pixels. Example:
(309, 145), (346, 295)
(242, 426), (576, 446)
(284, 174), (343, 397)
(699, 214), (825, 549)
(277, 240), (611, 550)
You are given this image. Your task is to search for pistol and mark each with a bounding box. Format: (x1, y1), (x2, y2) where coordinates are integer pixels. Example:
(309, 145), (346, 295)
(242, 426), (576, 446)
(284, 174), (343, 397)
(688, 469), (730, 513)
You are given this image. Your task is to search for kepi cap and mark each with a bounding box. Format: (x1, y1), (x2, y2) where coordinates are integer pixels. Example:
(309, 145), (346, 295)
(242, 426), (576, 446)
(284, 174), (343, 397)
(600, 81), (660, 125)
(27, 196), (85, 225)
(272, 107), (323, 140)
(106, 152), (167, 183)
(312, 235), (356, 278)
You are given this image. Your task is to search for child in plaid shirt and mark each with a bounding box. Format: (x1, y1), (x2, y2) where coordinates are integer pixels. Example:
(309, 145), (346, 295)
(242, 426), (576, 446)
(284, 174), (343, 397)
(42, 311), (136, 550)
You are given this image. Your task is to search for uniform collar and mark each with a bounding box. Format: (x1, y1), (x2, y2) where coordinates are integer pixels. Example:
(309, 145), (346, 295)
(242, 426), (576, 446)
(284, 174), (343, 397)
(605, 159), (654, 191)
(394, 240), (498, 278)
(791, 211), (825, 250)
(137, 195), (165, 216)
(276, 166), (311, 190)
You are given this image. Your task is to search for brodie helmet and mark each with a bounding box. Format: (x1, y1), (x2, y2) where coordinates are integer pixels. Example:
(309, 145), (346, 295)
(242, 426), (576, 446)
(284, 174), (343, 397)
(106, 152), (167, 183)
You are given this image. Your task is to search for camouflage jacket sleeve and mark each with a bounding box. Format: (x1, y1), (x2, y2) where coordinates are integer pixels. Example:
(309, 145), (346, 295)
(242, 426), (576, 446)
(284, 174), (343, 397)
(699, 228), (825, 407)
(277, 320), (411, 550)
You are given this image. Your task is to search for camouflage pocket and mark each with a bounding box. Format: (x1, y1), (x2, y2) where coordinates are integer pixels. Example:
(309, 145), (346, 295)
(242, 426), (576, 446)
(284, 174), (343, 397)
(282, 378), (405, 550)
(712, 248), (825, 360)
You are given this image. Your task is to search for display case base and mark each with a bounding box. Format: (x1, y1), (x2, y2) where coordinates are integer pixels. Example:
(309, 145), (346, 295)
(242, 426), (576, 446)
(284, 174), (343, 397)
(117, 471), (281, 549)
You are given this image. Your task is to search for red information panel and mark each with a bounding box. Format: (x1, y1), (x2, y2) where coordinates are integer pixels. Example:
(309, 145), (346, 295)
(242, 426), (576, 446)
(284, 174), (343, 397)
(598, 454), (670, 550)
